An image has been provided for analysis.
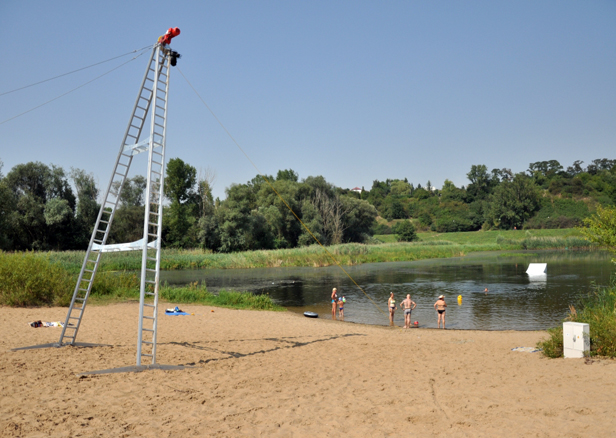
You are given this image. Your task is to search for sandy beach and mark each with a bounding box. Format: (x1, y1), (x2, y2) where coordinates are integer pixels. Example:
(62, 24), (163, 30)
(1, 302), (615, 437)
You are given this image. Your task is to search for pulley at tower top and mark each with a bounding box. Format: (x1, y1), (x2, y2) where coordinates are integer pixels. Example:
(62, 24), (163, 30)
(158, 27), (181, 66)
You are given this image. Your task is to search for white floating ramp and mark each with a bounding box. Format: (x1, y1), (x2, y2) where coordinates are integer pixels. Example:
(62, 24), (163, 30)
(526, 263), (547, 276)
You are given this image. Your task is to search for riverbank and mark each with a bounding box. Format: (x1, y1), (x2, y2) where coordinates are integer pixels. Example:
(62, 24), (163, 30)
(1, 303), (614, 437)
(42, 228), (589, 273)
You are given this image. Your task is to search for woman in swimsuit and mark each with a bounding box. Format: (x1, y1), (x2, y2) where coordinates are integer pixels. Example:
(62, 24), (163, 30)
(331, 288), (338, 320)
(388, 292), (396, 326)
(433, 295), (447, 329)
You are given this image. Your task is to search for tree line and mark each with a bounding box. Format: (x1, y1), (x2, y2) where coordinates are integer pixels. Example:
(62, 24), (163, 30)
(366, 159), (615, 234)
(0, 157), (614, 252)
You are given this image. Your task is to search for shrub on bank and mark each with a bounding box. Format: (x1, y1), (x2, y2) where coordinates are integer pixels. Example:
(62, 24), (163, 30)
(539, 285), (616, 358)
(0, 252), (283, 310)
(0, 251), (73, 306)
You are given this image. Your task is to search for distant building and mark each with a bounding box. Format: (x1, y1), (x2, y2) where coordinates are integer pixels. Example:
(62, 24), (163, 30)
(351, 187), (362, 193)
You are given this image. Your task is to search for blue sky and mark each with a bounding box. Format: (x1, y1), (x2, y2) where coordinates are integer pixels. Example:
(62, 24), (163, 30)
(1, 1), (615, 199)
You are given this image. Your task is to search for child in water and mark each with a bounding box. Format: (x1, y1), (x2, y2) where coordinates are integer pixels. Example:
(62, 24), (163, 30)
(338, 297), (345, 320)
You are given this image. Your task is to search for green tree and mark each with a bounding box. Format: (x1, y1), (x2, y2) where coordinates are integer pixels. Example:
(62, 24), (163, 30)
(580, 205), (616, 254)
(70, 168), (100, 247)
(165, 158), (197, 204)
(390, 180), (411, 196)
(0, 160), (17, 249)
(276, 169), (299, 182)
(4, 162), (77, 250)
(393, 220), (418, 242)
(487, 173), (541, 229)
(117, 175), (146, 207)
(164, 158), (199, 247)
(466, 164), (492, 201)
(341, 196), (378, 242)
(297, 199), (324, 246)
(441, 179), (466, 202)
(215, 184), (258, 252)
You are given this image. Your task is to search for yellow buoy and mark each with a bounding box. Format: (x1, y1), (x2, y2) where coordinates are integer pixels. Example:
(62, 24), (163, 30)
(457, 295), (463, 305)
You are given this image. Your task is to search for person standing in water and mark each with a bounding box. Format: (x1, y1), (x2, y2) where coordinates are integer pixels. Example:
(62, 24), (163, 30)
(338, 297), (345, 320)
(331, 288), (338, 320)
(388, 292), (396, 326)
(399, 294), (417, 329)
(434, 295), (447, 329)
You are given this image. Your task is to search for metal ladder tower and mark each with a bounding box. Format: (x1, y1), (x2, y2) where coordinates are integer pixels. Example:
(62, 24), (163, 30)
(58, 42), (176, 366)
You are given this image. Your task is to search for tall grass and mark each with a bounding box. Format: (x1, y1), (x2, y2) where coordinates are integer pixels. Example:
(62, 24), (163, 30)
(0, 252), (282, 310)
(0, 251), (73, 306)
(89, 281), (284, 311)
(36, 228), (596, 273)
(162, 283), (284, 311)
(538, 284), (616, 358)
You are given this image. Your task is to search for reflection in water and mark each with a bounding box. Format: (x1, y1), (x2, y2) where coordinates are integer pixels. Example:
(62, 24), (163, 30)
(161, 250), (613, 331)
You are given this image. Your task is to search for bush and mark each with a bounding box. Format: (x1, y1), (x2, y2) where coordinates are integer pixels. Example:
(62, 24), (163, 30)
(538, 327), (564, 358)
(525, 198), (590, 229)
(372, 223), (392, 235)
(393, 220), (418, 242)
(539, 285), (616, 358)
(0, 251), (73, 306)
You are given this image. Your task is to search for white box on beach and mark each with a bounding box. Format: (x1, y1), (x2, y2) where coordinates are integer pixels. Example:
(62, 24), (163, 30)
(563, 322), (589, 358)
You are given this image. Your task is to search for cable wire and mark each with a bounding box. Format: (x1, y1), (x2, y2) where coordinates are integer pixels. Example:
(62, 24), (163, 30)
(0, 50), (148, 127)
(0, 45), (154, 97)
(177, 67), (393, 323)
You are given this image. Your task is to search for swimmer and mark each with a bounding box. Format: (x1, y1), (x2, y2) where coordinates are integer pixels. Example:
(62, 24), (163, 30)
(331, 288), (338, 320)
(434, 295), (447, 329)
(399, 294), (417, 329)
(388, 292), (396, 326)
(338, 297), (344, 320)
(484, 287), (488, 295)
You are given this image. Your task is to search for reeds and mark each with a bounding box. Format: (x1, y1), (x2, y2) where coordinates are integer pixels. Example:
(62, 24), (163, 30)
(23, 231), (598, 274)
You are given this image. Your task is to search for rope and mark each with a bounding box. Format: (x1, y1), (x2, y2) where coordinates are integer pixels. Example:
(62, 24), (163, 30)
(176, 67), (392, 322)
(0, 50), (148, 127)
(0, 45), (154, 97)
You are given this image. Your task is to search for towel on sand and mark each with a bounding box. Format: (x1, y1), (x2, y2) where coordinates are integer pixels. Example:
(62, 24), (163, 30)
(165, 306), (189, 316)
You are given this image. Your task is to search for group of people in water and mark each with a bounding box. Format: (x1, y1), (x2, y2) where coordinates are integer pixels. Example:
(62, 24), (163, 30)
(331, 288), (448, 329)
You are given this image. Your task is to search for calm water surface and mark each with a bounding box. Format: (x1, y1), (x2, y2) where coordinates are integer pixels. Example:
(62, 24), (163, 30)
(161, 251), (613, 330)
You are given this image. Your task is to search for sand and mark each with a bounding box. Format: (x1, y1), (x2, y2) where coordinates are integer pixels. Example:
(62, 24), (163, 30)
(1, 303), (615, 437)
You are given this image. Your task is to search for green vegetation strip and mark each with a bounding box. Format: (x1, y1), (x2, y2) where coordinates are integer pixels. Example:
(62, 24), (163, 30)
(538, 284), (616, 358)
(0, 252), (282, 310)
(43, 228), (590, 272)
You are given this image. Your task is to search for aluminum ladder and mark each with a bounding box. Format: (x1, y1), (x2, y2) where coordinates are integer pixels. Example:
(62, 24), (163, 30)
(58, 44), (172, 367)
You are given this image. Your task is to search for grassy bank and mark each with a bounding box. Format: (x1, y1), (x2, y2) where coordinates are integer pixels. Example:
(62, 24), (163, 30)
(376, 228), (583, 244)
(43, 228), (592, 272)
(538, 283), (616, 358)
(0, 252), (282, 310)
(91, 282), (285, 311)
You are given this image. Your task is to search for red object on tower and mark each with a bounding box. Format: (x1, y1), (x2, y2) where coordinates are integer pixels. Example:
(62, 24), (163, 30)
(158, 27), (181, 45)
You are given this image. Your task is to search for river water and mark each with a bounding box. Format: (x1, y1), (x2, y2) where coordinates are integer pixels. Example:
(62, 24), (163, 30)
(160, 250), (613, 330)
